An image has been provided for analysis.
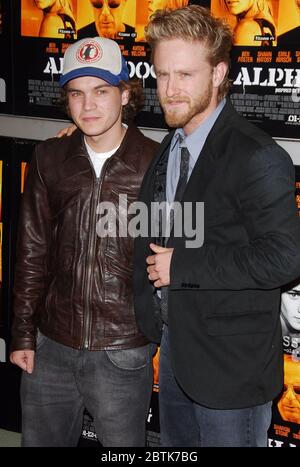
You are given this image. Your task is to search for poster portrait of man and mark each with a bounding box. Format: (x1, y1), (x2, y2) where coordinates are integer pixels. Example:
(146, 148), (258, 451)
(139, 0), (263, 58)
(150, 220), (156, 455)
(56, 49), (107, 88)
(281, 281), (300, 357)
(277, 354), (300, 425)
(77, 0), (136, 41)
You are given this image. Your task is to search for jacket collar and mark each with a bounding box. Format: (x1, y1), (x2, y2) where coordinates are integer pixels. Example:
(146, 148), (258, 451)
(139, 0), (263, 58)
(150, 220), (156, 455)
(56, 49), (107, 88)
(113, 124), (145, 173)
(63, 124), (144, 174)
(204, 98), (237, 157)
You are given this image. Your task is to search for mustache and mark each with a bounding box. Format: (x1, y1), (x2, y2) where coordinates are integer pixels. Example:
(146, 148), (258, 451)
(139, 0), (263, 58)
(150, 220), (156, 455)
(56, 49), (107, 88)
(161, 97), (190, 105)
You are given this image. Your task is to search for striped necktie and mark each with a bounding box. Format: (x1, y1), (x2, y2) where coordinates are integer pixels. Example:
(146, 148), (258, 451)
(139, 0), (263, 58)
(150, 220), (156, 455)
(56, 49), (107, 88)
(174, 145), (190, 202)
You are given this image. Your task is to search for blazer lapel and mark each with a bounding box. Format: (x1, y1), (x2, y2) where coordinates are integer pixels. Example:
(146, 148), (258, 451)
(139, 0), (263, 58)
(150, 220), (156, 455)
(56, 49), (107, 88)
(183, 144), (216, 202)
(182, 99), (236, 202)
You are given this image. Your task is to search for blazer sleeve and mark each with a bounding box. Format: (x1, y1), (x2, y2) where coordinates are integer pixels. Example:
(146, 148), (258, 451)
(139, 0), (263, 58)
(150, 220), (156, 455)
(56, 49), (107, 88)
(170, 144), (300, 291)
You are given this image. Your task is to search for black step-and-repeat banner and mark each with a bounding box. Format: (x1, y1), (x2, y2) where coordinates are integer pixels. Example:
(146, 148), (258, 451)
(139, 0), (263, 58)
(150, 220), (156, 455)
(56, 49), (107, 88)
(0, 0), (298, 137)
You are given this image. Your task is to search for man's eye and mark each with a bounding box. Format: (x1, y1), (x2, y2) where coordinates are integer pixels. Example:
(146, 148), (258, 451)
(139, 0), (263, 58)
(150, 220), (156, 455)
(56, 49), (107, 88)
(287, 291), (300, 299)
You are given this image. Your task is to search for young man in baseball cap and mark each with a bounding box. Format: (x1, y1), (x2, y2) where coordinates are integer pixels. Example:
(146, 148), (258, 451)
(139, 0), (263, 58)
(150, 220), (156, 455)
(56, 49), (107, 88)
(10, 37), (158, 447)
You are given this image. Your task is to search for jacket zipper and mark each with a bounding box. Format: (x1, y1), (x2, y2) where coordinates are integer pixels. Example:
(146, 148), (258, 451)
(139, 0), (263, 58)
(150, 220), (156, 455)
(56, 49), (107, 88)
(83, 157), (111, 349)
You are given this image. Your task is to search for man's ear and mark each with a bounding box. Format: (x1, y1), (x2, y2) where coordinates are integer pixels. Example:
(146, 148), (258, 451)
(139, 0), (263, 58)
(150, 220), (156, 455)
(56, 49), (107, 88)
(121, 88), (130, 106)
(213, 62), (228, 88)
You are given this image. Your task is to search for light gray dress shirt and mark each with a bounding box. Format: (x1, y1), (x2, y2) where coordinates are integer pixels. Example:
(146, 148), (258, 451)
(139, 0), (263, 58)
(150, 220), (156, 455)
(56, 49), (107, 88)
(166, 99), (226, 203)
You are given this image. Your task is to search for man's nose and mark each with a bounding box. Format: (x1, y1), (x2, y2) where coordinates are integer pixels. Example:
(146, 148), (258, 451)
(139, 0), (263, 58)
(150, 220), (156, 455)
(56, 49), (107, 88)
(285, 386), (298, 401)
(166, 76), (179, 97)
(100, 2), (112, 17)
(83, 95), (96, 110)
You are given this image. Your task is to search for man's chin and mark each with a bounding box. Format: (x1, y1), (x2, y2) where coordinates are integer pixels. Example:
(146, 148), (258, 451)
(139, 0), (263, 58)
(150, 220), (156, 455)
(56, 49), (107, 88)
(164, 112), (188, 128)
(98, 26), (116, 39)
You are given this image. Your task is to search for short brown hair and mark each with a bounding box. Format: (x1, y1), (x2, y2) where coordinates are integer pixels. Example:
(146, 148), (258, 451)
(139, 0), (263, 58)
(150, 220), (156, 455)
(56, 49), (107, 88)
(60, 79), (144, 124)
(145, 5), (233, 100)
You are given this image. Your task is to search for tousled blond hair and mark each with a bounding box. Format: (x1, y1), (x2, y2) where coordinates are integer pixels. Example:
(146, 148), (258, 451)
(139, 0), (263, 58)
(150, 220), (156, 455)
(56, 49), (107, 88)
(145, 5), (233, 100)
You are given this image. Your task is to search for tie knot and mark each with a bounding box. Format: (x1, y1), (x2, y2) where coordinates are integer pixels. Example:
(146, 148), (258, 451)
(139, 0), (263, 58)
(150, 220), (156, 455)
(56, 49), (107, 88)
(178, 135), (189, 162)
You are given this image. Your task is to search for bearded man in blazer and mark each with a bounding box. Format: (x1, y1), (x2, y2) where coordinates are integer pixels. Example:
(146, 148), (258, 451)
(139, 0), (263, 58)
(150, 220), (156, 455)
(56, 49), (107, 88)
(133, 6), (300, 447)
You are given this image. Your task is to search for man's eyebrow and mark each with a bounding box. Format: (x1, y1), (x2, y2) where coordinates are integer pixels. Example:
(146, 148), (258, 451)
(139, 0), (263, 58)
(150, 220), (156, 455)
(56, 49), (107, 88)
(94, 84), (112, 90)
(67, 84), (112, 92)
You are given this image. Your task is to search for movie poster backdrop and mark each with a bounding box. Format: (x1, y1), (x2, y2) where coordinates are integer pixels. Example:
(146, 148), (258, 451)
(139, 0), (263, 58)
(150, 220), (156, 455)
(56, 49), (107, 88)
(12, 0), (299, 137)
(2, 0), (299, 444)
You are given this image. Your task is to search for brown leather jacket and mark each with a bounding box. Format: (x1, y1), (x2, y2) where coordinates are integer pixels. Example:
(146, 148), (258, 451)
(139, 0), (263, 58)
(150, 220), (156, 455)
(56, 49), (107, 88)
(11, 125), (158, 351)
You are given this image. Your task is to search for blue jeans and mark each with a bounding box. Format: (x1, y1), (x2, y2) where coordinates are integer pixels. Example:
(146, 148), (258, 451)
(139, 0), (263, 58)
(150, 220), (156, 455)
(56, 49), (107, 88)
(21, 332), (154, 447)
(159, 326), (272, 447)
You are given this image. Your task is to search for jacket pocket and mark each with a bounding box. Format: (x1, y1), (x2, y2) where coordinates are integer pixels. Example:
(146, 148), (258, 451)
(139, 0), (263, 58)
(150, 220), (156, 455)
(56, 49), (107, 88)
(205, 310), (273, 336)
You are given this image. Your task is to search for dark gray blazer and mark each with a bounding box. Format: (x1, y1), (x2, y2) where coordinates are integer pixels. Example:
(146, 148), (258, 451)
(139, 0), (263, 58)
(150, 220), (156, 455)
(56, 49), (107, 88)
(133, 99), (300, 409)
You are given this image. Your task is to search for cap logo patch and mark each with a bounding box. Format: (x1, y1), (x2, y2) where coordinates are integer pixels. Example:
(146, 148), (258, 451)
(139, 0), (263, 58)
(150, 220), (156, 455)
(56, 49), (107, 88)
(76, 40), (102, 64)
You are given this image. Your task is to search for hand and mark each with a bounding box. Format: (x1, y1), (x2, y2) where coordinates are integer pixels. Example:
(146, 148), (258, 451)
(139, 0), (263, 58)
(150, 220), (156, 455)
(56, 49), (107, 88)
(56, 124), (76, 138)
(10, 350), (35, 374)
(146, 243), (173, 288)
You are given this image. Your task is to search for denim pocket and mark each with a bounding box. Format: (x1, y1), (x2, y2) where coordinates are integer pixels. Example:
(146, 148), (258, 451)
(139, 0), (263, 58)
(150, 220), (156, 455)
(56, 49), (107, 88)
(105, 344), (152, 371)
